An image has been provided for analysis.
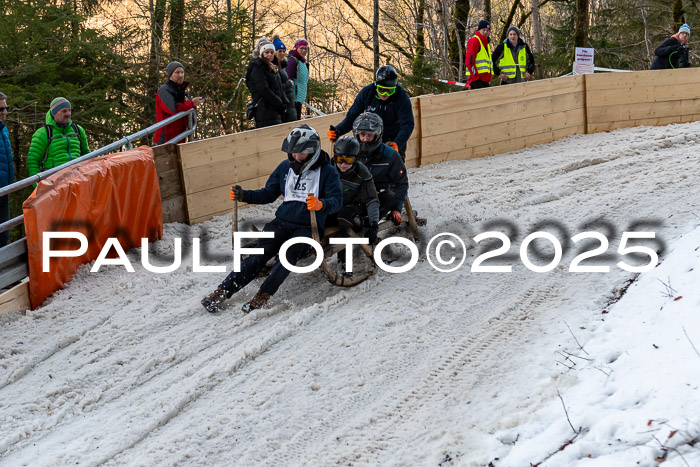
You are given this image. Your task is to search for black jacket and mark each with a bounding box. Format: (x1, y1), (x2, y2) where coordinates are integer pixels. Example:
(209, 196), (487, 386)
(246, 58), (289, 128)
(357, 144), (408, 213)
(277, 59), (298, 122)
(334, 83), (415, 153)
(336, 161), (380, 224)
(651, 36), (689, 70)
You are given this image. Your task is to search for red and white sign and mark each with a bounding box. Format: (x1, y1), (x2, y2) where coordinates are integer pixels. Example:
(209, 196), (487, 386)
(573, 47), (595, 74)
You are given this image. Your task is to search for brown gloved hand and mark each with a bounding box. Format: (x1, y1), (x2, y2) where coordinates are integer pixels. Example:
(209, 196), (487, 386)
(306, 195), (323, 211)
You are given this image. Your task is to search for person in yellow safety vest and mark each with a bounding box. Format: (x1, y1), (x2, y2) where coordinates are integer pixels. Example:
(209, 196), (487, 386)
(465, 20), (493, 90)
(492, 26), (535, 85)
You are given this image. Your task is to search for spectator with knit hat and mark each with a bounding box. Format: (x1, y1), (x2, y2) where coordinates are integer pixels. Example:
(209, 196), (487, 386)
(492, 25), (535, 85)
(246, 37), (289, 128)
(651, 24), (691, 70)
(154, 61), (204, 145)
(273, 34), (298, 122)
(27, 97), (90, 177)
(285, 39), (310, 120)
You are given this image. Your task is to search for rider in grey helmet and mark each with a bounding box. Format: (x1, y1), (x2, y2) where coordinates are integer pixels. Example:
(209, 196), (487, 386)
(202, 123), (342, 314)
(352, 112), (408, 225)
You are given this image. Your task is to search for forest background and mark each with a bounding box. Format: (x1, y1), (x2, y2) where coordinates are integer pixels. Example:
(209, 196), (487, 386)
(0, 0), (698, 239)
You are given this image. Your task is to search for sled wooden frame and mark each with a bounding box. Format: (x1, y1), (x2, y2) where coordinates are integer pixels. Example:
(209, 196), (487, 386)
(235, 196), (425, 288)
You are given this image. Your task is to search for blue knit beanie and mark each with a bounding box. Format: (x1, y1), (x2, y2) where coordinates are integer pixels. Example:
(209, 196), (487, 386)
(272, 34), (286, 51)
(679, 24), (691, 36)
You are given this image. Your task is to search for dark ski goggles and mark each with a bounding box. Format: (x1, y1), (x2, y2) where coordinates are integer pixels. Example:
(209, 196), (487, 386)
(334, 154), (356, 165)
(376, 84), (396, 96)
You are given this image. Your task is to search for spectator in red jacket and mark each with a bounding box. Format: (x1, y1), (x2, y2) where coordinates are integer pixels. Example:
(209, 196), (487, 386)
(464, 20), (493, 90)
(154, 61), (204, 145)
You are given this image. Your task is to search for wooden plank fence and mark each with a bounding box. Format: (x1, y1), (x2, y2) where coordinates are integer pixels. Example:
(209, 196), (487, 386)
(172, 68), (700, 225)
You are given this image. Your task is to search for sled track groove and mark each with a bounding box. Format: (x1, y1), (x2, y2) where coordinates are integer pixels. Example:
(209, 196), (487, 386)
(326, 281), (560, 465)
(256, 277), (516, 465)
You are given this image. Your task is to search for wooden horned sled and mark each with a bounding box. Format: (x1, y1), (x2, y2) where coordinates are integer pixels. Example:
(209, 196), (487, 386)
(231, 196), (426, 287)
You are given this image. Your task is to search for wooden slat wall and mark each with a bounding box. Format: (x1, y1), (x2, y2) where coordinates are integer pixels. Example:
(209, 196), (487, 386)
(419, 75), (586, 166)
(586, 67), (700, 133)
(179, 104), (422, 224)
(152, 143), (187, 224)
(168, 69), (700, 225)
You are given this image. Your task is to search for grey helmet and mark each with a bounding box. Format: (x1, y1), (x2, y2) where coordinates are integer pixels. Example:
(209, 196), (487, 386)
(352, 112), (383, 154)
(282, 124), (321, 174)
(334, 136), (360, 157)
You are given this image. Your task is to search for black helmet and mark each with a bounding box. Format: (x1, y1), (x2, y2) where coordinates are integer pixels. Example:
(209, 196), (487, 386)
(352, 112), (383, 154)
(282, 124), (321, 174)
(375, 65), (398, 87)
(334, 136), (360, 157)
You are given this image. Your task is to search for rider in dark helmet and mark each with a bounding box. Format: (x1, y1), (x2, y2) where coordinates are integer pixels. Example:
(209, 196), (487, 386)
(328, 136), (380, 245)
(352, 112), (408, 226)
(202, 123), (342, 314)
(328, 65), (415, 160)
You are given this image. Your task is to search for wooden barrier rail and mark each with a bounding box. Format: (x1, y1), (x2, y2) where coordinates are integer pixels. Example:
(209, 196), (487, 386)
(175, 68), (700, 225)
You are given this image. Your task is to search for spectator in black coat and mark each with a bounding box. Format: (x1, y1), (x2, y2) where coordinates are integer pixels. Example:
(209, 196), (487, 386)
(273, 34), (298, 122)
(246, 38), (289, 128)
(651, 24), (691, 70)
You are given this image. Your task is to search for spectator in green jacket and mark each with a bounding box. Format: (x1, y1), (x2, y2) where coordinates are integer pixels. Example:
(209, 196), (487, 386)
(27, 97), (90, 177)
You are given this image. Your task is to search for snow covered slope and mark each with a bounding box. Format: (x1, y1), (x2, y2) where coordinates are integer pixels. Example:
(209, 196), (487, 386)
(1, 123), (699, 466)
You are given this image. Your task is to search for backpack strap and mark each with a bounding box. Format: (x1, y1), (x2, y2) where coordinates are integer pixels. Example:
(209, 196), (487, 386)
(40, 123), (82, 172)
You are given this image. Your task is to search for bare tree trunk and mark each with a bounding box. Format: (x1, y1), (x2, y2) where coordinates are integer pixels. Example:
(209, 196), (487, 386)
(227, 0), (231, 28)
(373, 0), (379, 70)
(148, 0), (167, 101)
(484, 0), (491, 23)
(413, 0), (426, 91)
(499, 0), (521, 43)
(449, 0), (470, 80)
(672, 0), (685, 30)
(573, 0), (589, 48)
(169, 0), (184, 59)
(304, 0), (309, 42)
(638, 0), (652, 65)
(251, 0), (257, 43)
(530, 0), (542, 53)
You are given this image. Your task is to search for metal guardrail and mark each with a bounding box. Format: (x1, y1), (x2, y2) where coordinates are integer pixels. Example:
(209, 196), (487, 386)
(0, 109), (197, 290)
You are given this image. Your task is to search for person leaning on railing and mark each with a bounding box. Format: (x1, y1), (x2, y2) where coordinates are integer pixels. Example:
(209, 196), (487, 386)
(154, 61), (204, 145)
(651, 24), (691, 70)
(26, 97), (90, 178)
(0, 91), (13, 247)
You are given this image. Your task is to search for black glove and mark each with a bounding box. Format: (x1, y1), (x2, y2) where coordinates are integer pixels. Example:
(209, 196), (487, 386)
(230, 185), (244, 202)
(367, 222), (378, 245)
(670, 44), (681, 52)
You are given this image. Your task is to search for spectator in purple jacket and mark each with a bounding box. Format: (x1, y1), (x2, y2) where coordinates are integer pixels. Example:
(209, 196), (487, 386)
(285, 39), (310, 121)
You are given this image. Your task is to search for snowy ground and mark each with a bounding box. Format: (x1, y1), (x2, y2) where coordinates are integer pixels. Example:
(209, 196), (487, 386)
(1, 123), (700, 466)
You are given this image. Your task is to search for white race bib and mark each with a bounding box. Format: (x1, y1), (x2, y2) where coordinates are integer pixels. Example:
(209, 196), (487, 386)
(284, 167), (321, 203)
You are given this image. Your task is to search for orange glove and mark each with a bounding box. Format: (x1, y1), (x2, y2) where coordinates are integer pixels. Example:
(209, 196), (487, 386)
(328, 126), (338, 142)
(306, 195), (323, 211)
(230, 185), (244, 201)
(387, 141), (399, 152)
(389, 210), (402, 225)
